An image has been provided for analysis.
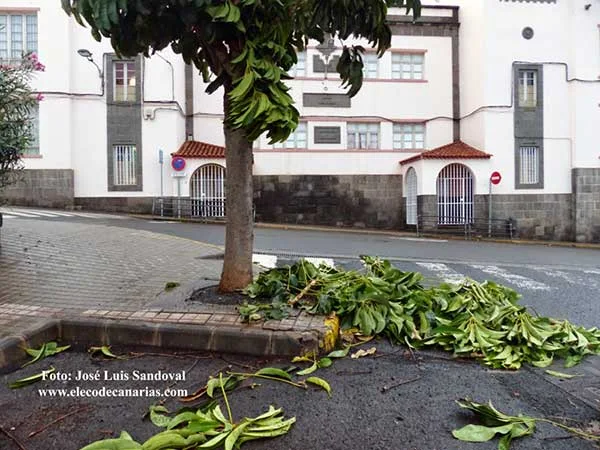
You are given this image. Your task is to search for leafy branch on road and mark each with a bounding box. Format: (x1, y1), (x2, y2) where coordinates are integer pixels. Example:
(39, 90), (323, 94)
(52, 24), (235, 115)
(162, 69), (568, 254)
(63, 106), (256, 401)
(453, 398), (600, 449)
(242, 256), (600, 370)
(79, 369), (304, 450)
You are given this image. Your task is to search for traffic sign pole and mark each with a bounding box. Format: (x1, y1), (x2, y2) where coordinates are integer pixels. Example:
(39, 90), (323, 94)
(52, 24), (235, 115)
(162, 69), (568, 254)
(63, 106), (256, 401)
(488, 178), (492, 238)
(488, 171), (502, 237)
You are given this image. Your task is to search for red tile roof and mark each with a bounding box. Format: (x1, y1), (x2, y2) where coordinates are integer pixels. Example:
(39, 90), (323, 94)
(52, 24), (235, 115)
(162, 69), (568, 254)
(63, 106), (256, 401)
(399, 140), (492, 165)
(172, 141), (225, 158)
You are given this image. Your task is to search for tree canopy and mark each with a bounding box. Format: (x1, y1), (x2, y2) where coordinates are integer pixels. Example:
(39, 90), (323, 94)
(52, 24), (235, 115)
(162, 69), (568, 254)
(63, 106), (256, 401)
(62, 0), (422, 291)
(0, 54), (44, 190)
(62, 0), (421, 143)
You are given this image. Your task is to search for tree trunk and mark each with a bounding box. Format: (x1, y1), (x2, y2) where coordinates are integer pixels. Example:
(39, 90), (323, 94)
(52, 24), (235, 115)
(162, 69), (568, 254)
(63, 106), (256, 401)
(218, 85), (254, 293)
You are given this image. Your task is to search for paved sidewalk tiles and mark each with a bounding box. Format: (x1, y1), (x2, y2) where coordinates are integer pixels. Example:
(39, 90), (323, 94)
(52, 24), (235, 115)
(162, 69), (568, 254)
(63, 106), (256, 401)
(0, 220), (329, 371)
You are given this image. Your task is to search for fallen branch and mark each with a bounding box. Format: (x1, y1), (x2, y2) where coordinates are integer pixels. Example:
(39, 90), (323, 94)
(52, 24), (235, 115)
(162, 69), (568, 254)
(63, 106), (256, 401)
(27, 406), (92, 438)
(1, 425), (28, 450)
(380, 376), (421, 393)
(288, 279), (317, 306)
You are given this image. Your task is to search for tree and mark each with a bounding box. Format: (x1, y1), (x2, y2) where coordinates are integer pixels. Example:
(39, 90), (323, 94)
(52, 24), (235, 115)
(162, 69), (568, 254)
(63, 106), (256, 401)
(61, 0), (421, 292)
(0, 53), (44, 191)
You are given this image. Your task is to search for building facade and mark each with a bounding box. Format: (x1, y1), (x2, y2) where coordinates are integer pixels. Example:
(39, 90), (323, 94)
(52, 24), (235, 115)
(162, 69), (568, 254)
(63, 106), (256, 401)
(1, 0), (599, 242)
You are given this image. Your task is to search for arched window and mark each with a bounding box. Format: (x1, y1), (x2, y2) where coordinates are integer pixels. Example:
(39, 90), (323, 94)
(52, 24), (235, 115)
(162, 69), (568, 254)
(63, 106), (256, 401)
(405, 167), (418, 225)
(436, 163), (474, 225)
(189, 164), (226, 218)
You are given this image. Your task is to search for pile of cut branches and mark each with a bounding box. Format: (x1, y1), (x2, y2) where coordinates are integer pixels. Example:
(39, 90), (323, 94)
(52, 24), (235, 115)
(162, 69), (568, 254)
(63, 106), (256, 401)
(242, 257), (600, 369)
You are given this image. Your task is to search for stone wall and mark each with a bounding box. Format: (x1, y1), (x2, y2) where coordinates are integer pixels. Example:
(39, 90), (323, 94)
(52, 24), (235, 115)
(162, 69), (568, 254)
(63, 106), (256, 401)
(1, 169), (74, 208)
(490, 194), (573, 241)
(416, 193), (573, 241)
(75, 197), (153, 214)
(573, 168), (600, 243)
(253, 175), (403, 229)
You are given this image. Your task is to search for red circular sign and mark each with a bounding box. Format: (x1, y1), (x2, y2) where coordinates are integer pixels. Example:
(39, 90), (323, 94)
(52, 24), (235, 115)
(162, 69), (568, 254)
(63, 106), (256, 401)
(490, 171), (502, 185)
(171, 156), (186, 171)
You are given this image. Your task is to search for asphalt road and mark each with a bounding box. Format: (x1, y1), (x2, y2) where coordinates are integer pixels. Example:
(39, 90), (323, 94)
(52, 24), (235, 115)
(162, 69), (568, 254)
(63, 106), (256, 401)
(1, 210), (600, 449)
(0, 343), (598, 450)
(3, 210), (600, 328)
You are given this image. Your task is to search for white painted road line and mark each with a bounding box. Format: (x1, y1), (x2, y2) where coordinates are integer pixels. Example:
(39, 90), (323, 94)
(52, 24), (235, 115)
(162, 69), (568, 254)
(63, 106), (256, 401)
(532, 268), (600, 290)
(11, 209), (62, 217)
(25, 210), (74, 217)
(471, 265), (551, 291)
(304, 257), (335, 268)
(416, 262), (466, 284)
(2, 215), (16, 219)
(252, 254), (278, 269)
(0, 211), (38, 218)
(392, 237), (448, 243)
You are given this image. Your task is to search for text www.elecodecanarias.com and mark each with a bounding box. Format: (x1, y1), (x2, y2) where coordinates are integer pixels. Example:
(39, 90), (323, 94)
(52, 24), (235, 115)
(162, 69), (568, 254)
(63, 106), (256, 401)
(38, 386), (188, 398)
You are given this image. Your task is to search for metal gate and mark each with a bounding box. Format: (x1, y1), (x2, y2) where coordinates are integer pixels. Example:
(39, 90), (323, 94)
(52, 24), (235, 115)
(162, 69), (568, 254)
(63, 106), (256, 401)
(190, 164), (226, 218)
(405, 167), (418, 225)
(436, 163), (473, 225)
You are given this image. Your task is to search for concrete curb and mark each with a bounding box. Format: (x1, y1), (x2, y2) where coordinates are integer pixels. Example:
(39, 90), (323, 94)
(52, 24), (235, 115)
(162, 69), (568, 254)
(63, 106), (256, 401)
(0, 317), (324, 374)
(129, 214), (600, 250)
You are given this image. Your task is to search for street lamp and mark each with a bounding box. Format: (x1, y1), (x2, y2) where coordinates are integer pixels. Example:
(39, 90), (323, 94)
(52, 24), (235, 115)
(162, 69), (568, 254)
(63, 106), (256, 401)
(77, 48), (104, 95)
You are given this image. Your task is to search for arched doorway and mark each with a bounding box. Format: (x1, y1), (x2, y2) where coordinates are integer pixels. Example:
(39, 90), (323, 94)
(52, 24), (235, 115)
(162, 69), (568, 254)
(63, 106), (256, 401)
(190, 164), (226, 218)
(405, 167), (418, 225)
(436, 163), (474, 225)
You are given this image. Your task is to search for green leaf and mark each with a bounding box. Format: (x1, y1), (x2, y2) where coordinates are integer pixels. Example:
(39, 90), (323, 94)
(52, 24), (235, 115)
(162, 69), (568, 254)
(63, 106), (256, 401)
(206, 377), (221, 398)
(166, 411), (200, 429)
(291, 355), (312, 363)
(80, 434), (142, 450)
(149, 405), (171, 428)
(255, 367), (292, 381)
(452, 424), (515, 442)
(327, 347), (350, 358)
(9, 367), (55, 389)
(88, 345), (123, 359)
(544, 370), (580, 379)
(22, 342), (71, 367)
(296, 362), (318, 376)
(305, 376), (332, 397)
(317, 357), (333, 368)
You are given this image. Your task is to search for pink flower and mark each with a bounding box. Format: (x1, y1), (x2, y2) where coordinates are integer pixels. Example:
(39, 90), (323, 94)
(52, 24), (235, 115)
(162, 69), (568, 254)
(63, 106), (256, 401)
(36, 93), (44, 101)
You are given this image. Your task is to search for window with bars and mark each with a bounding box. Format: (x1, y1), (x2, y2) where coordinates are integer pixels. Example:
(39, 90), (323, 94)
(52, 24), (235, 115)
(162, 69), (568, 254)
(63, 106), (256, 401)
(113, 61), (137, 102)
(289, 51), (306, 77)
(272, 122), (307, 149)
(0, 13), (38, 63)
(22, 103), (39, 155)
(362, 54), (379, 79)
(392, 53), (424, 80)
(393, 123), (425, 149)
(519, 146), (539, 185)
(518, 70), (537, 108)
(113, 145), (137, 186)
(347, 123), (379, 149)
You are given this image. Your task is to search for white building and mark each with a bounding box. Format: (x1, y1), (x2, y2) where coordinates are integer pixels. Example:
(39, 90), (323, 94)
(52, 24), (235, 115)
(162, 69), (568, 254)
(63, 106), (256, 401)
(1, 0), (599, 242)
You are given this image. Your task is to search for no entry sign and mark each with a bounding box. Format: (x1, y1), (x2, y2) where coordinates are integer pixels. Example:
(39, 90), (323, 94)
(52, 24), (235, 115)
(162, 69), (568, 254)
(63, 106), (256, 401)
(171, 156), (186, 171)
(490, 171), (502, 185)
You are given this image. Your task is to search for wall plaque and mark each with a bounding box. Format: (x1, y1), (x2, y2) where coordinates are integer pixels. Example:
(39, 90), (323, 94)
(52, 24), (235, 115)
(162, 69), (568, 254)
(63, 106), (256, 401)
(303, 93), (351, 108)
(314, 126), (341, 144)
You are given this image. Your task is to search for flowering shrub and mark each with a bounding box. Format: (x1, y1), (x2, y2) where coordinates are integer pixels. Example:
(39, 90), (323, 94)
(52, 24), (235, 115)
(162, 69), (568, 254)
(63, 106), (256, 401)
(0, 52), (44, 189)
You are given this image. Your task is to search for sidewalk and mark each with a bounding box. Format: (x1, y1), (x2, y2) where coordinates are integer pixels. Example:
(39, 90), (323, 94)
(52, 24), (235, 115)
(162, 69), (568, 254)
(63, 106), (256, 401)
(0, 219), (328, 371)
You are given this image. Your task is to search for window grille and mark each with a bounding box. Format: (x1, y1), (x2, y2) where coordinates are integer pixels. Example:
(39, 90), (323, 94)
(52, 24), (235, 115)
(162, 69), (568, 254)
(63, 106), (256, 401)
(113, 145), (137, 186)
(519, 146), (539, 185)
(436, 164), (474, 225)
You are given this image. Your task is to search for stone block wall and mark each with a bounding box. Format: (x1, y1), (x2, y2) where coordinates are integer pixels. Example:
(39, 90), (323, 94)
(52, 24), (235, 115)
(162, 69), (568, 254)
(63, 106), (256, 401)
(573, 168), (600, 243)
(416, 193), (573, 241)
(75, 197), (154, 214)
(1, 169), (74, 208)
(490, 194), (573, 241)
(253, 175), (403, 229)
